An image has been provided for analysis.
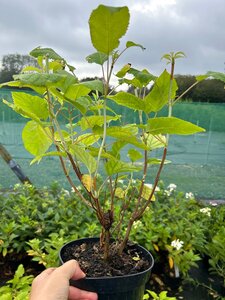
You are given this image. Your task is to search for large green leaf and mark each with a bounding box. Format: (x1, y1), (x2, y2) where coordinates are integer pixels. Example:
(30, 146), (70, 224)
(89, 5), (130, 54)
(148, 117), (205, 135)
(22, 121), (52, 156)
(144, 70), (178, 113)
(14, 73), (66, 87)
(86, 52), (108, 65)
(12, 92), (49, 120)
(206, 71), (225, 82)
(0, 81), (45, 94)
(69, 145), (97, 174)
(109, 92), (145, 111)
(105, 157), (142, 176)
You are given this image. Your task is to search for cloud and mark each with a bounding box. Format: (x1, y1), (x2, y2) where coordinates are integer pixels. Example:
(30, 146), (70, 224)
(0, 0), (224, 79)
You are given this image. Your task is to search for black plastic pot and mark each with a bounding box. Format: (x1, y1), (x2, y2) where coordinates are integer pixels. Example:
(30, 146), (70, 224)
(59, 237), (154, 300)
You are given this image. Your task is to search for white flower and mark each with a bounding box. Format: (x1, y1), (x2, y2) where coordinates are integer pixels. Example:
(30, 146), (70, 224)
(164, 189), (171, 196)
(133, 220), (142, 229)
(118, 179), (124, 184)
(200, 207), (211, 217)
(61, 189), (70, 196)
(209, 201), (218, 206)
(167, 183), (177, 191)
(185, 192), (194, 199)
(171, 239), (184, 250)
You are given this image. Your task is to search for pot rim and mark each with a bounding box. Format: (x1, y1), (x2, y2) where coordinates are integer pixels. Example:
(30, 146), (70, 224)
(59, 237), (154, 280)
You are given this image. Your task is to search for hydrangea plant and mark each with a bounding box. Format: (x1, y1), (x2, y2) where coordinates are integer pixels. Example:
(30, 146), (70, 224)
(1, 4), (205, 260)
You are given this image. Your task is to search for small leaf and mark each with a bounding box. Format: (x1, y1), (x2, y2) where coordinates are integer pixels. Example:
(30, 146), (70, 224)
(141, 185), (155, 201)
(86, 52), (108, 65)
(169, 256), (174, 269)
(153, 244), (159, 252)
(30, 47), (63, 60)
(115, 63), (131, 78)
(105, 158), (142, 176)
(69, 145), (97, 174)
(81, 79), (104, 94)
(81, 174), (95, 192)
(79, 115), (119, 130)
(126, 41), (145, 50)
(127, 149), (143, 162)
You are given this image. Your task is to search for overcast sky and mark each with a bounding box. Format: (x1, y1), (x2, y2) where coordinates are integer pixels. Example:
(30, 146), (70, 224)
(0, 0), (225, 81)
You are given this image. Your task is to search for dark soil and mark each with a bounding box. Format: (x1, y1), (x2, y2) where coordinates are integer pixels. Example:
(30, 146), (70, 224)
(61, 240), (151, 277)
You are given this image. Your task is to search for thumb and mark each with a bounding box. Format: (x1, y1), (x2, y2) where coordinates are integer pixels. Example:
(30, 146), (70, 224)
(58, 260), (86, 280)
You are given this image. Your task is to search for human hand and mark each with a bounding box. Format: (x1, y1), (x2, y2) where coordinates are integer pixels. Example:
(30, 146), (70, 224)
(29, 259), (98, 300)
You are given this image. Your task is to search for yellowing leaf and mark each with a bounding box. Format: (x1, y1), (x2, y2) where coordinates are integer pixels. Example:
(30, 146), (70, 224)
(153, 243), (159, 252)
(81, 174), (95, 192)
(169, 256), (174, 269)
(141, 185), (156, 201)
(115, 187), (125, 198)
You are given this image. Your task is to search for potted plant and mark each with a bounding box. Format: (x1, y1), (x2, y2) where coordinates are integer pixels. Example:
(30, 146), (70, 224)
(1, 4), (205, 299)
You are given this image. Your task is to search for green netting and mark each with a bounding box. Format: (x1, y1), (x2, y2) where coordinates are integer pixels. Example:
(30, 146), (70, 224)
(0, 87), (225, 199)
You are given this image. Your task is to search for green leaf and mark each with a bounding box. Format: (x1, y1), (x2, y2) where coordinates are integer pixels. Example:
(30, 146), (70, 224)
(89, 5), (130, 54)
(148, 117), (205, 135)
(206, 71), (225, 82)
(0, 80), (45, 94)
(69, 145), (97, 174)
(22, 121), (52, 156)
(143, 133), (166, 150)
(127, 149), (143, 162)
(21, 66), (41, 73)
(128, 68), (156, 86)
(30, 47), (63, 60)
(109, 92), (146, 111)
(126, 41), (146, 50)
(115, 63), (131, 78)
(86, 52), (108, 65)
(12, 92), (49, 120)
(79, 115), (119, 130)
(105, 126), (147, 150)
(81, 80), (104, 94)
(76, 133), (100, 146)
(144, 70), (178, 113)
(72, 96), (92, 114)
(14, 73), (66, 87)
(195, 74), (208, 82)
(105, 157), (142, 176)
(65, 84), (91, 100)
(30, 151), (67, 165)
(147, 158), (170, 165)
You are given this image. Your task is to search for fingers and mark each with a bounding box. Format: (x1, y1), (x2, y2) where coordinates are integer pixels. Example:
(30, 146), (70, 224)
(69, 286), (98, 300)
(56, 260), (86, 281)
(32, 267), (56, 283)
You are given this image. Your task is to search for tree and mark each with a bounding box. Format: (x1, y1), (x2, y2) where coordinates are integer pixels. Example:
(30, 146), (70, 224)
(0, 54), (37, 83)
